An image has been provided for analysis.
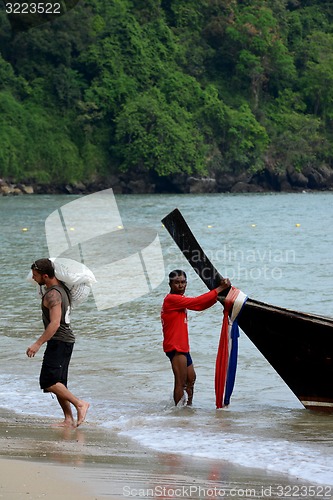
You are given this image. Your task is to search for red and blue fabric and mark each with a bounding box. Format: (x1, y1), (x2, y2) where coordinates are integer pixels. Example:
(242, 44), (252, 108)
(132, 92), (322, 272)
(215, 287), (248, 409)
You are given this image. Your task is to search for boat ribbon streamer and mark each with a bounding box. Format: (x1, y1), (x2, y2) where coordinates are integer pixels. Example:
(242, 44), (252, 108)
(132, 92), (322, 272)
(215, 287), (248, 409)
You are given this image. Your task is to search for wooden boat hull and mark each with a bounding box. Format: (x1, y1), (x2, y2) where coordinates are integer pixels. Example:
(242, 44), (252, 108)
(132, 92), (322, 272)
(162, 209), (333, 412)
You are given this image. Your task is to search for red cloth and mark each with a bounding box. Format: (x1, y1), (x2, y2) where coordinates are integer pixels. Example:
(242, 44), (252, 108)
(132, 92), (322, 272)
(215, 287), (240, 409)
(161, 289), (218, 353)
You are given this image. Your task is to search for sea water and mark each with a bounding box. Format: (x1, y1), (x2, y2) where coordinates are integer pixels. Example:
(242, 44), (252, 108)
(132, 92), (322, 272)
(1, 191), (333, 488)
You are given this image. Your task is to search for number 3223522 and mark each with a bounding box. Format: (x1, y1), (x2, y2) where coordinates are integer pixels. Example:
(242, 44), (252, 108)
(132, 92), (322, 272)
(5, 3), (61, 14)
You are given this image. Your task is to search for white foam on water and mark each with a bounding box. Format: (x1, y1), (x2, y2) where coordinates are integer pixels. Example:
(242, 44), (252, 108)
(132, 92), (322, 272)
(102, 411), (333, 487)
(134, 424), (333, 486)
(2, 359), (333, 489)
(0, 373), (55, 418)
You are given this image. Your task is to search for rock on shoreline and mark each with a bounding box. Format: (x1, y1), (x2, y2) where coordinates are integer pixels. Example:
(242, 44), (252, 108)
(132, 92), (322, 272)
(1, 164), (333, 196)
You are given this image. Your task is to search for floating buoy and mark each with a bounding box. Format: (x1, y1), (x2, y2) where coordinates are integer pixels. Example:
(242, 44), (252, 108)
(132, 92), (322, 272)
(21, 227), (28, 232)
(117, 225), (124, 229)
(251, 224), (256, 228)
(207, 225), (213, 228)
(69, 227), (75, 231)
(295, 223), (301, 227)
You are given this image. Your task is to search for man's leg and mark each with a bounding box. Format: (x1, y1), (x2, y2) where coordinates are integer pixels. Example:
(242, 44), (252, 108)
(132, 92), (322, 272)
(185, 363), (196, 406)
(170, 353), (188, 405)
(54, 395), (75, 427)
(47, 382), (90, 427)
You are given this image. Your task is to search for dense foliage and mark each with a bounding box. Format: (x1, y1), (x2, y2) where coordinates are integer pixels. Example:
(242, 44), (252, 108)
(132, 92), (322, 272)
(0, 0), (333, 186)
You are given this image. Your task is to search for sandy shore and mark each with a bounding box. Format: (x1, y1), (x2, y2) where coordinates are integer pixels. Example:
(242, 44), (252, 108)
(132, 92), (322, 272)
(0, 457), (100, 499)
(0, 408), (317, 500)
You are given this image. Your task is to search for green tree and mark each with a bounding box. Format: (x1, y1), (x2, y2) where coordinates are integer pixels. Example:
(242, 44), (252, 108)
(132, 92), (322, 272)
(0, 91), (84, 183)
(298, 32), (333, 120)
(265, 89), (325, 171)
(221, 103), (269, 173)
(113, 89), (207, 176)
(225, 3), (295, 107)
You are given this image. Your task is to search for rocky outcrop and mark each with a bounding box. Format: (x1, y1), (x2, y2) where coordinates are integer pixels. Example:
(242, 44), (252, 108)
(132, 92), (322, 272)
(187, 176), (217, 193)
(302, 165), (333, 190)
(0, 179), (33, 195)
(1, 164), (333, 195)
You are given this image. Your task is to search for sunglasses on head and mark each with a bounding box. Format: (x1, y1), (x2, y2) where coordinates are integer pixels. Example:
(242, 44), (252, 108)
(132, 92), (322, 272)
(31, 262), (43, 271)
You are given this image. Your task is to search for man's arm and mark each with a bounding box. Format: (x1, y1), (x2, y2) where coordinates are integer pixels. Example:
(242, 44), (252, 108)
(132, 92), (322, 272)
(26, 290), (62, 358)
(166, 279), (232, 312)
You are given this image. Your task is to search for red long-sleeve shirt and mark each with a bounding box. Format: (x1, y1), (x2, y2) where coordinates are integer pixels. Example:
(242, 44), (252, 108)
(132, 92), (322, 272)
(161, 289), (218, 353)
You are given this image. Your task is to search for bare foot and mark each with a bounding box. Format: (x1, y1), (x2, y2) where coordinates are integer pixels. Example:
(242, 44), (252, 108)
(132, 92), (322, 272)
(51, 419), (75, 428)
(77, 401), (90, 427)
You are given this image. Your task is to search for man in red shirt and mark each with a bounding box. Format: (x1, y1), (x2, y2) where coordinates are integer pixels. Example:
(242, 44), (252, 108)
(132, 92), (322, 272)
(161, 269), (231, 406)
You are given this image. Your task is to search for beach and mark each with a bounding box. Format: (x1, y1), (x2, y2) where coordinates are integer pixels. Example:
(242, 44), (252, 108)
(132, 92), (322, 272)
(1, 408), (331, 500)
(0, 457), (96, 500)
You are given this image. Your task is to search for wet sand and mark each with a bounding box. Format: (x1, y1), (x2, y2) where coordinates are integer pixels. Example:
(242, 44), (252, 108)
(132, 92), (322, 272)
(0, 408), (319, 500)
(0, 457), (98, 499)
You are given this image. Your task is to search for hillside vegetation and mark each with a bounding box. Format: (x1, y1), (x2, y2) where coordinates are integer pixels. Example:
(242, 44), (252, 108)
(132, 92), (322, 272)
(0, 0), (333, 191)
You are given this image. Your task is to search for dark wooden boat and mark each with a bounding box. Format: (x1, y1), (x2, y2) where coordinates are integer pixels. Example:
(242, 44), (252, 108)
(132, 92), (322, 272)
(162, 208), (333, 412)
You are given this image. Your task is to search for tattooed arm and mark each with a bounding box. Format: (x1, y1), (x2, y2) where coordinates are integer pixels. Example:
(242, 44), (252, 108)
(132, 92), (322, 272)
(26, 289), (62, 358)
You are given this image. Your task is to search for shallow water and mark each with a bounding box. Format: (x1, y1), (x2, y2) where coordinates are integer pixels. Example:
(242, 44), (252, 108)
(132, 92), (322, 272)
(1, 191), (333, 488)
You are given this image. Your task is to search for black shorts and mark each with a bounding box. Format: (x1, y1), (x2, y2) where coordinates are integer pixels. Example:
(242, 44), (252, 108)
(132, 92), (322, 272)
(165, 350), (193, 367)
(39, 339), (74, 391)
